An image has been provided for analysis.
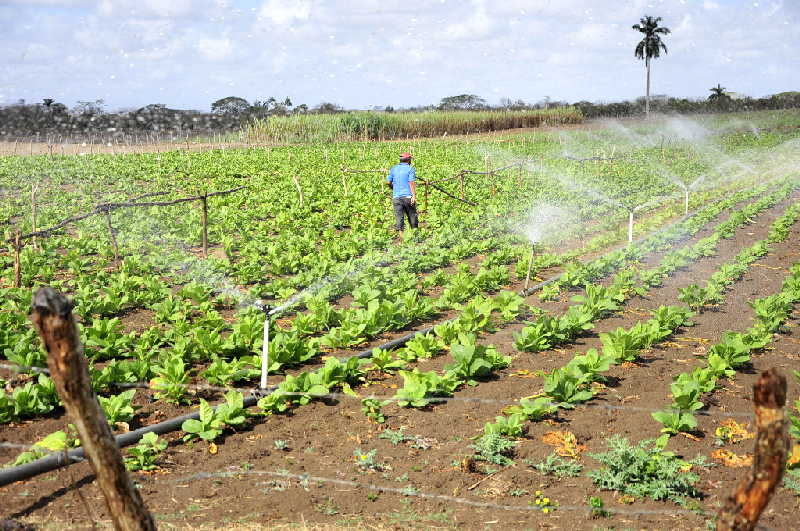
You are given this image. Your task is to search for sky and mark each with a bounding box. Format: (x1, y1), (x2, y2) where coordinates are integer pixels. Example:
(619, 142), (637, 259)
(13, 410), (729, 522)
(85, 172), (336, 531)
(0, 0), (797, 112)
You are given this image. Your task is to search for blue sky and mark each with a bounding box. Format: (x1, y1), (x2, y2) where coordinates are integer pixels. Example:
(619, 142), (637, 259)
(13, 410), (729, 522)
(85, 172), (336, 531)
(0, 0), (797, 112)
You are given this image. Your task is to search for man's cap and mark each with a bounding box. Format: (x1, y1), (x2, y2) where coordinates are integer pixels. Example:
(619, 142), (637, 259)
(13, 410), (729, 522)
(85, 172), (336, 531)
(400, 152), (412, 159)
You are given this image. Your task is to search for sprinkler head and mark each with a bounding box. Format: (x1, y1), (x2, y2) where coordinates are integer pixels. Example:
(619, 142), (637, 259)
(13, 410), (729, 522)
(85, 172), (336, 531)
(253, 300), (272, 314)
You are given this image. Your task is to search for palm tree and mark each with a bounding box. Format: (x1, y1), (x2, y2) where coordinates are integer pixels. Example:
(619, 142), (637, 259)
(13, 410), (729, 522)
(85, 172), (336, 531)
(708, 84), (729, 102)
(632, 15), (670, 117)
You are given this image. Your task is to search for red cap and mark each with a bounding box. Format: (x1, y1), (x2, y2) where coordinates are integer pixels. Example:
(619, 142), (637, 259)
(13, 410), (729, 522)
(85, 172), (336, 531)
(400, 152), (412, 159)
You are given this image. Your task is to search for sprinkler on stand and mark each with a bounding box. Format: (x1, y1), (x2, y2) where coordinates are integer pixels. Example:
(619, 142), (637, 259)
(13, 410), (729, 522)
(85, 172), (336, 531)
(252, 300), (275, 397)
(627, 204), (647, 243)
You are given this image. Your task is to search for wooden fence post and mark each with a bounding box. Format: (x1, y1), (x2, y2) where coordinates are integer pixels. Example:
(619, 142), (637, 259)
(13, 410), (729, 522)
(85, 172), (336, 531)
(341, 170), (350, 196)
(292, 175), (305, 208)
(716, 368), (789, 531)
(30, 287), (156, 531)
(103, 208), (120, 263)
(200, 194), (209, 258)
(31, 185), (38, 251)
(13, 228), (22, 288)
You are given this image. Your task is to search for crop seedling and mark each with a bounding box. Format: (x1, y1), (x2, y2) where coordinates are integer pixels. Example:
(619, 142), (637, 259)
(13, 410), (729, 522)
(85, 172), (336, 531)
(378, 428), (410, 445)
(469, 433), (516, 466)
(125, 432), (167, 472)
(587, 435), (711, 506)
(182, 391), (248, 442)
(361, 398), (389, 423)
(528, 453), (583, 478)
(354, 448), (382, 471)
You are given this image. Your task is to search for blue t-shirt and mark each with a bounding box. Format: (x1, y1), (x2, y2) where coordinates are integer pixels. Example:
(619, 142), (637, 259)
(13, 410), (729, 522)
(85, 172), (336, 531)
(387, 163), (416, 198)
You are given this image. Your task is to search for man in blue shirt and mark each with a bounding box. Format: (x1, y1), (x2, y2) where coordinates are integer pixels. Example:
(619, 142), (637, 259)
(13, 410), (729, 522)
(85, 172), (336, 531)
(386, 152), (418, 231)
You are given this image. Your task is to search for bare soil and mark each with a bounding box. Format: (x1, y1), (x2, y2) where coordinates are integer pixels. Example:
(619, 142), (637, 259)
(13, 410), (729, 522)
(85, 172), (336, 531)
(2, 188), (800, 529)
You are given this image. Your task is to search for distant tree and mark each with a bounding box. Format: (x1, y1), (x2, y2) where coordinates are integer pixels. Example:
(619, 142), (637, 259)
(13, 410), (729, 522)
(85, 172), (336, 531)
(313, 102), (344, 114)
(708, 84), (730, 102)
(73, 99), (106, 116)
(42, 98), (54, 108)
(384, 105), (395, 113)
(437, 94), (487, 111)
(293, 103), (309, 114)
(211, 96), (250, 118)
(632, 15), (671, 118)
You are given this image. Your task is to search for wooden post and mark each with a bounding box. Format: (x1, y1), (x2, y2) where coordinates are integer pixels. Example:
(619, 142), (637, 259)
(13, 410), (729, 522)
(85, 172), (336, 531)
(13, 228), (21, 288)
(341, 170), (349, 196)
(292, 175), (305, 207)
(31, 185), (38, 251)
(423, 180), (429, 213)
(200, 194), (209, 257)
(716, 368), (789, 531)
(104, 209), (120, 263)
(458, 171), (465, 201)
(523, 244), (535, 291)
(30, 287), (156, 531)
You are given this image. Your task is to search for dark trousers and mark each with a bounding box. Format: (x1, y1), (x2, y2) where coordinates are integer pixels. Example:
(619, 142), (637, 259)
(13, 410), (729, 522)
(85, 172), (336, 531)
(392, 197), (418, 231)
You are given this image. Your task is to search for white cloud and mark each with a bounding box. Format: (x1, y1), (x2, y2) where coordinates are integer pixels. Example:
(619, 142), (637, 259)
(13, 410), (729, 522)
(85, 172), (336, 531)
(442, 0), (495, 41)
(258, 0), (312, 26)
(195, 37), (233, 61)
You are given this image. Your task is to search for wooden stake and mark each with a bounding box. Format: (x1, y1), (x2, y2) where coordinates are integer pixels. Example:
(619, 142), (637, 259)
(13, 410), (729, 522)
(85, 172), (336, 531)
(523, 244), (535, 291)
(200, 194), (209, 258)
(13, 228), (21, 288)
(104, 209), (120, 263)
(341, 170), (350, 196)
(30, 287), (156, 531)
(423, 180), (429, 213)
(459, 171), (465, 200)
(31, 185), (38, 251)
(716, 368), (789, 531)
(292, 175), (305, 207)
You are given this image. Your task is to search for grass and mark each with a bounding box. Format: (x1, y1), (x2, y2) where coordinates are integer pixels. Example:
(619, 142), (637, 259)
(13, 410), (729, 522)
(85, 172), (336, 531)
(243, 108), (583, 144)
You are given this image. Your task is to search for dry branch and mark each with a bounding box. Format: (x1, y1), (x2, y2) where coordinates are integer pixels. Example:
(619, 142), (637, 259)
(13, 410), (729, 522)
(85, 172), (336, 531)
(30, 287), (156, 531)
(716, 368), (789, 531)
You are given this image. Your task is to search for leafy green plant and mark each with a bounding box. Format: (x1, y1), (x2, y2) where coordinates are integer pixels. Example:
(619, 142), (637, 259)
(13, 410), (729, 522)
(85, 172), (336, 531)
(367, 348), (407, 373)
(470, 433), (516, 466)
(587, 436), (711, 505)
(150, 353), (190, 404)
(393, 369), (460, 407)
(182, 391), (247, 442)
(529, 453), (583, 478)
(378, 428), (410, 445)
(483, 413), (525, 438)
(125, 432), (167, 471)
(543, 367), (594, 407)
(443, 339), (510, 386)
(98, 389), (137, 427)
(361, 398), (389, 423)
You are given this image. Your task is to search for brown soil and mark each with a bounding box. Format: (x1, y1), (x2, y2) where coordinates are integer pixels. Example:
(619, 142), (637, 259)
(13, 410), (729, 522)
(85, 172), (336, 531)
(2, 189), (800, 528)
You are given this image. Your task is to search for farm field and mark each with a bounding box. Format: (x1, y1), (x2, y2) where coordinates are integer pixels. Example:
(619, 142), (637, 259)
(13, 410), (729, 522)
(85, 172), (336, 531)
(2, 110), (800, 529)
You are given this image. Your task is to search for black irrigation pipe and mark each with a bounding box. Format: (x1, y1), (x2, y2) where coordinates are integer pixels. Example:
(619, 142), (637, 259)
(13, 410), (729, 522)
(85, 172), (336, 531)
(421, 179), (478, 207)
(0, 395), (265, 488)
(0, 179), (779, 488)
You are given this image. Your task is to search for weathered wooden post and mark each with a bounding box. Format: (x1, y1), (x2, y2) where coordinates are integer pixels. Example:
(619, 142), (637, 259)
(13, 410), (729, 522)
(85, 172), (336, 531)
(341, 169), (350, 197)
(200, 193), (209, 258)
(13, 228), (22, 288)
(716, 368), (789, 531)
(30, 287), (156, 531)
(103, 207), (120, 263)
(292, 175), (305, 208)
(31, 185), (38, 251)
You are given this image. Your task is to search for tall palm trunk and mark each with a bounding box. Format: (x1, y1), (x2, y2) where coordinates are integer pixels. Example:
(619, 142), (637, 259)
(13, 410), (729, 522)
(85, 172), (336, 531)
(645, 57), (651, 118)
